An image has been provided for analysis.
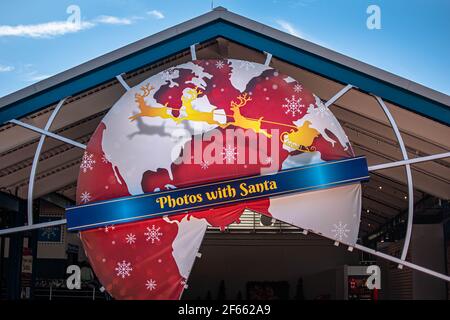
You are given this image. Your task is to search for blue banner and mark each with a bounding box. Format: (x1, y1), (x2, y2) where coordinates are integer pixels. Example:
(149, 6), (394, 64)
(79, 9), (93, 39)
(66, 156), (369, 231)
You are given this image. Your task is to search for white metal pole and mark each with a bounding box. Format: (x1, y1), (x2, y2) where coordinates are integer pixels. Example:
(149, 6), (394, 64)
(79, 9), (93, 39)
(368, 152), (450, 171)
(190, 43), (198, 60)
(374, 96), (414, 268)
(115, 73), (131, 91)
(9, 119), (86, 149)
(314, 229), (450, 282)
(264, 52), (273, 66)
(0, 219), (67, 235)
(325, 84), (354, 108)
(354, 243), (450, 282)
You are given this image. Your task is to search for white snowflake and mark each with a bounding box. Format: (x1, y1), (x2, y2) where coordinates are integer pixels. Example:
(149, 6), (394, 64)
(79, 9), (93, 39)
(293, 84), (303, 93)
(125, 233), (136, 244)
(221, 144), (238, 163)
(239, 61), (255, 71)
(181, 278), (187, 288)
(144, 225), (163, 244)
(102, 153), (112, 163)
(104, 225), (115, 233)
(331, 221), (350, 241)
(282, 95), (305, 117)
(263, 156), (273, 164)
(80, 191), (91, 204)
(200, 160), (210, 170)
(215, 60), (225, 69)
(115, 260), (132, 279)
(145, 279), (157, 291)
(80, 152), (96, 173)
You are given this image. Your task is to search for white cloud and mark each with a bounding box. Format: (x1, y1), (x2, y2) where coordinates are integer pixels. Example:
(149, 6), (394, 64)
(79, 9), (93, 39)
(0, 65), (14, 72)
(0, 21), (94, 38)
(21, 67), (52, 82)
(0, 14), (138, 39)
(147, 10), (164, 19)
(276, 20), (302, 38)
(27, 73), (52, 82)
(95, 15), (133, 25)
(275, 19), (330, 48)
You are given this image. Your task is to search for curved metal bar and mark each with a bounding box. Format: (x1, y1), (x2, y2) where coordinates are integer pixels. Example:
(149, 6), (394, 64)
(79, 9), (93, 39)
(27, 98), (68, 225)
(374, 96), (414, 266)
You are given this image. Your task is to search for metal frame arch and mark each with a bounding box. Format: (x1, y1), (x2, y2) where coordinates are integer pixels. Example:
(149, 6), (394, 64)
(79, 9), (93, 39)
(26, 97), (69, 225)
(373, 95), (414, 267)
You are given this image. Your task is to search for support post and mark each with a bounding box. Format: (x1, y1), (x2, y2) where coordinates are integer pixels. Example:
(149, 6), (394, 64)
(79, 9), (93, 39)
(6, 199), (26, 300)
(190, 43), (198, 60)
(264, 52), (273, 66)
(325, 84), (354, 108)
(115, 73), (131, 91)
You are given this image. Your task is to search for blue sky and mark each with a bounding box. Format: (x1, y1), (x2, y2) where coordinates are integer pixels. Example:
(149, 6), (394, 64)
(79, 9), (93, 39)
(0, 0), (449, 98)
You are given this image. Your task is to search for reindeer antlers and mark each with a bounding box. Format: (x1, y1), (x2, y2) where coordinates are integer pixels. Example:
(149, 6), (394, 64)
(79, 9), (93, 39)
(135, 83), (154, 98)
(182, 87), (203, 106)
(231, 92), (252, 108)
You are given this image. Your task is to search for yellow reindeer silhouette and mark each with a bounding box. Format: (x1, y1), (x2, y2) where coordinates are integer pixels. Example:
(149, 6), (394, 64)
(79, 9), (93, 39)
(224, 93), (272, 138)
(129, 84), (178, 122)
(280, 121), (320, 152)
(176, 87), (223, 126)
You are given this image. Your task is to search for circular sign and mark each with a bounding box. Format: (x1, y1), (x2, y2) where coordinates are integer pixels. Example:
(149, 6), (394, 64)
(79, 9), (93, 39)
(76, 59), (354, 299)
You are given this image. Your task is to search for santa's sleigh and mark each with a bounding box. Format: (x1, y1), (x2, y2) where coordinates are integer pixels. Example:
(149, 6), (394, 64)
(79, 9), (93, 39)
(280, 120), (320, 153)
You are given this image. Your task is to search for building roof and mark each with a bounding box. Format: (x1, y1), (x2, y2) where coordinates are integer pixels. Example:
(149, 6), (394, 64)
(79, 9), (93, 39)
(0, 6), (449, 124)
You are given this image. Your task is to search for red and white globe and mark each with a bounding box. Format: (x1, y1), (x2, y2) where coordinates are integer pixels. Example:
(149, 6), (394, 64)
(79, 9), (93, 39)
(76, 59), (357, 299)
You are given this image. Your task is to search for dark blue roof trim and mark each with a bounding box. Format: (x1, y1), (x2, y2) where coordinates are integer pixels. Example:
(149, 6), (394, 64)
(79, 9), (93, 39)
(1, 19), (449, 125)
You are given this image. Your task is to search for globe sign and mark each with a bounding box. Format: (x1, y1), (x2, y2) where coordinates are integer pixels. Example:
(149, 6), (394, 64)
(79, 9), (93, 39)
(75, 59), (362, 299)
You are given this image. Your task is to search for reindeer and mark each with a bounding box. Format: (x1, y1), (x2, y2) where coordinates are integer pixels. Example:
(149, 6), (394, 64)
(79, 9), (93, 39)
(225, 93), (272, 138)
(129, 84), (177, 122)
(178, 87), (221, 126)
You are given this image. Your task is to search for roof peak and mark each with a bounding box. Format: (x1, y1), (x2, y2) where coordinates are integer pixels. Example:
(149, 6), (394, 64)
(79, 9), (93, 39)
(213, 6), (227, 12)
